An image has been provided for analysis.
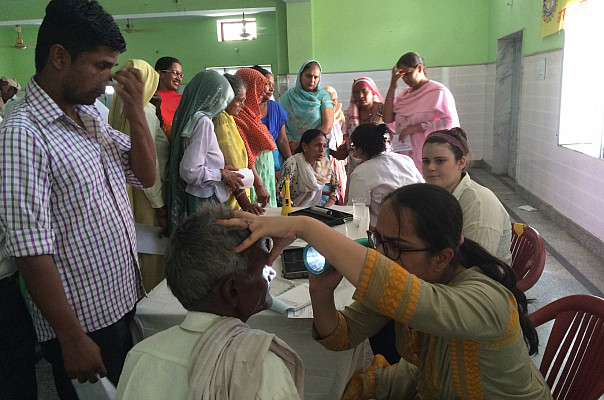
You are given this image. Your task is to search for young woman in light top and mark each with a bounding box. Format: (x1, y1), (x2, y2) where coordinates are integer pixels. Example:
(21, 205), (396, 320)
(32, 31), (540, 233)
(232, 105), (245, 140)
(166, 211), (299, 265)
(422, 127), (512, 264)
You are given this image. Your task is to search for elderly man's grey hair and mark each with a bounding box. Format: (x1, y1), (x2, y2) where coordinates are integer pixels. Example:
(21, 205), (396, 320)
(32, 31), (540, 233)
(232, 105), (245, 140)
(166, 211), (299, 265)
(165, 203), (255, 311)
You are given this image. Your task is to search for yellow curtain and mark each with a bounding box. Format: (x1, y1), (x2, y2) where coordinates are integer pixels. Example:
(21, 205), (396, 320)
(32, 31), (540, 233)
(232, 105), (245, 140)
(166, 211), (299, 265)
(541, 0), (584, 37)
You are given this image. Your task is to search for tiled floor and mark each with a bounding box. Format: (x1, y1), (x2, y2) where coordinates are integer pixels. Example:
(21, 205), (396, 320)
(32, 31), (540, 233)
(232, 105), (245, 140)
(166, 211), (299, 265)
(35, 166), (604, 399)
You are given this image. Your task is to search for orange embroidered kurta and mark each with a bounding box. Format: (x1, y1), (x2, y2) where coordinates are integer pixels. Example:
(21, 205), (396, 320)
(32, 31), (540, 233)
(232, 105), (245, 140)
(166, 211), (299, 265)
(317, 249), (551, 400)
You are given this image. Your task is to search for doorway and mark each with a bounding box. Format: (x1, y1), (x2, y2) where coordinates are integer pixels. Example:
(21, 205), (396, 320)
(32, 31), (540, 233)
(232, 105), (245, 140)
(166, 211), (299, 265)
(493, 30), (523, 178)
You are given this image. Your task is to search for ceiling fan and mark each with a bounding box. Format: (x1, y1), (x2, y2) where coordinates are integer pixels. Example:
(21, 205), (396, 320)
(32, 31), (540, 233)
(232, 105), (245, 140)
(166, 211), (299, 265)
(121, 19), (158, 34)
(123, 19), (137, 34)
(14, 25), (27, 50)
(240, 13), (251, 39)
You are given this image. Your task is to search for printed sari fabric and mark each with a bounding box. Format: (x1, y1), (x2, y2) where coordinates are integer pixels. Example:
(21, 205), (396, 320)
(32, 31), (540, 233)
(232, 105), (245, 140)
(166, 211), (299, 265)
(278, 153), (340, 208)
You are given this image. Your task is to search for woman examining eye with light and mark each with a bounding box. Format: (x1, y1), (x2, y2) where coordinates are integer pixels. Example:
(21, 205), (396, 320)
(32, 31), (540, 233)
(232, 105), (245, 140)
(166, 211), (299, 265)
(221, 183), (551, 400)
(422, 127), (512, 264)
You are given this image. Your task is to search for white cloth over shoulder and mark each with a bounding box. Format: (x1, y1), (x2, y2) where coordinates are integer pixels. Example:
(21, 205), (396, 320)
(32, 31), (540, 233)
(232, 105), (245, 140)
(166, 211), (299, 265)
(187, 316), (304, 400)
(116, 312), (303, 400)
(287, 153), (326, 207)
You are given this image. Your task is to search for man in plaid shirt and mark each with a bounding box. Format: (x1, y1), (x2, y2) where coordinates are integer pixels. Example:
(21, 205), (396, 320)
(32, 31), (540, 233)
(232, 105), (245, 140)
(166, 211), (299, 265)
(0, 1), (156, 399)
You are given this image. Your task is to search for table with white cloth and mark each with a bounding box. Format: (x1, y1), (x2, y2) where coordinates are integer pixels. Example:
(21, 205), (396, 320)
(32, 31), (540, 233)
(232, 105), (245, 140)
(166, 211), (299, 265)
(132, 206), (370, 400)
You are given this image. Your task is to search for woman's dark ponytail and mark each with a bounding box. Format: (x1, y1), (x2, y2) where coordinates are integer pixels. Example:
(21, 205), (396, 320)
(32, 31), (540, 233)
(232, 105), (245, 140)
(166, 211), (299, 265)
(350, 123), (389, 159)
(458, 240), (539, 355)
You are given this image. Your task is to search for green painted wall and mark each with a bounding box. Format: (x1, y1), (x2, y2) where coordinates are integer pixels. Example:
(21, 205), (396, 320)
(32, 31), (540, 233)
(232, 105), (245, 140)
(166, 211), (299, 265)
(488, 0), (563, 61)
(0, 0), (567, 82)
(0, 13), (279, 86)
(286, 2), (313, 72)
(113, 12), (280, 83)
(310, 0), (490, 73)
(0, 27), (35, 85)
(274, 3), (290, 75)
(0, 0), (280, 20)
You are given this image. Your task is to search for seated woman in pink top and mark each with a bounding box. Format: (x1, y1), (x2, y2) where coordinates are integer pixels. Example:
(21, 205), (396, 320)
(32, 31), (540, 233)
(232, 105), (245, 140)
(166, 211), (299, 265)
(383, 52), (459, 170)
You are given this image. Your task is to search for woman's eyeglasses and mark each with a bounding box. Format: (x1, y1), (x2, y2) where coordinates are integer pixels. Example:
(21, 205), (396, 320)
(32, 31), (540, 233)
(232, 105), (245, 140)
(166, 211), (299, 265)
(161, 70), (184, 79)
(366, 230), (432, 260)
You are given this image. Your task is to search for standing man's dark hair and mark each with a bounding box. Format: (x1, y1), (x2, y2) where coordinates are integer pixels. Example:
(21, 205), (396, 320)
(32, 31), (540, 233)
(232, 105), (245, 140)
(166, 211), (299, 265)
(35, 0), (126, 72)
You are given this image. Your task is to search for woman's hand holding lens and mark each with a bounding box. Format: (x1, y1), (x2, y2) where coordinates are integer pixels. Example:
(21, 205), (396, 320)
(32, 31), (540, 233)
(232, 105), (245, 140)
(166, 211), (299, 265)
(309, 267), (343, 297)
(218, 211), (298, 265)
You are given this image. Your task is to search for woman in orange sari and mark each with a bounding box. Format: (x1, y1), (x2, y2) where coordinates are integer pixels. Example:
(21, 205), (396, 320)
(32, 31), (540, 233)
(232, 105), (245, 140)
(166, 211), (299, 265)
(234, 68), (278, 207)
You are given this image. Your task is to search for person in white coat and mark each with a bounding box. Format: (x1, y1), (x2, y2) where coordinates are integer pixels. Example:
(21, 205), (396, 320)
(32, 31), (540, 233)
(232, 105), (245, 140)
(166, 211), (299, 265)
(347, 124), (424, 228)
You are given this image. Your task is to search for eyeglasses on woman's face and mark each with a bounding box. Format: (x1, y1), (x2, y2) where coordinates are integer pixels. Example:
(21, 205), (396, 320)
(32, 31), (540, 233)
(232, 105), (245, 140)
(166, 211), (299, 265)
(366, 230), (432, 260)
(161, 70), (184, 79)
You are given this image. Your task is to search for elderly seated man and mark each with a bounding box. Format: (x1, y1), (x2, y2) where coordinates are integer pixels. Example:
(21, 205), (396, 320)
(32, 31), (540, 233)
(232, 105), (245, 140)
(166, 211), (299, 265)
(0, 76), (21, 119)
(116, 203), (304, 399)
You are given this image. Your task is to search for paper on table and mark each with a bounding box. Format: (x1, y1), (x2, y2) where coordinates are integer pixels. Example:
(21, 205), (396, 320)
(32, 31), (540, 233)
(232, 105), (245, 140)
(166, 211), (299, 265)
(135, 223), (170, 255)
(269, 276), (296, 297)
(72, 376), (116, 400)
(288, 304), (313, 318)
(270, 283), (311, 315)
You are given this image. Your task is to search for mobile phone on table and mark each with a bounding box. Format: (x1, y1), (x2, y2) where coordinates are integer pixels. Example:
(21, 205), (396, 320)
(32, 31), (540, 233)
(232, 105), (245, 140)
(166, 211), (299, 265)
(281, 247), (308, 279)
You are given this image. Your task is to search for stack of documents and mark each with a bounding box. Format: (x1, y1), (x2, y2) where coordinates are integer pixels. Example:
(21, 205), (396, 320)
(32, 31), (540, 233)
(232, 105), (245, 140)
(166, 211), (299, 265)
(270, 283), (313, 318)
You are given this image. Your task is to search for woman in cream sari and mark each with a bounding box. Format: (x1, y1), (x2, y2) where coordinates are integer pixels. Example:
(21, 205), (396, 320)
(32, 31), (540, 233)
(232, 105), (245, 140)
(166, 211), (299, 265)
(278, 129), (340, 208)
(108, 59), (169, 291)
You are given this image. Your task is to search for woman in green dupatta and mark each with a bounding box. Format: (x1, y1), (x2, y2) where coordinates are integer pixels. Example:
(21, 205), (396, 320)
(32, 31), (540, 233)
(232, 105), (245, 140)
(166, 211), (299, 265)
(279, 60), (334, 153)
(168, 70), (243, 232)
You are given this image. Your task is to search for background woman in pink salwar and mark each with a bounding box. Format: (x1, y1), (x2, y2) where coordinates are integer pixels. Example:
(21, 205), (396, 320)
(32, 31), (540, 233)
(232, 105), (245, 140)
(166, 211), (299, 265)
(383, 52), (460, 170)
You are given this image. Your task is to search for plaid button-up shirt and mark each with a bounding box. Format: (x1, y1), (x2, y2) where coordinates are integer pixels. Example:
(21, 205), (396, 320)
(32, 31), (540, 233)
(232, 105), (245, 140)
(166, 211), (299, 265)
(0, 77), (143, 341)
